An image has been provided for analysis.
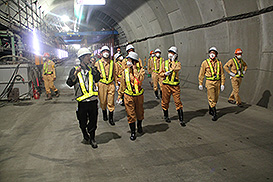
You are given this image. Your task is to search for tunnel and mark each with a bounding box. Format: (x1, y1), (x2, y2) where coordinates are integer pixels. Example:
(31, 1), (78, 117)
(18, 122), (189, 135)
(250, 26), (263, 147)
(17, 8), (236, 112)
(0, 0), (273, 181)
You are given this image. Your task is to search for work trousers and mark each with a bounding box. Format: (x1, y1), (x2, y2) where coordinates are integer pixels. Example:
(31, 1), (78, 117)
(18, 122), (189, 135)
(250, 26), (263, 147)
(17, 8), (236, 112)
(124, 94), (144, 123)
(206, 80), (220, 108)
(76, 100), (98, 134)
(229, 77), (242, 104)
(161, 84), (183, 111)
(98, 82), (115, 112)
(44, 74), (58, 94)
(152, 72), (163, 91)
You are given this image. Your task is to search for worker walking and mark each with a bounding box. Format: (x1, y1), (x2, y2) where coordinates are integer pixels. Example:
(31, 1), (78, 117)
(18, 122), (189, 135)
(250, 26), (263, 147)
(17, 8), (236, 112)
(114, 53), (124, 105)
(152, 48), (164, 99)
(42, 52), (59, 100)
(95, 46), (117, 126)
(122, 44), (143, 70)
(66, 48), (101, 148)
(160, 46), (186, 126)
(198, 47), (225, 121)
(117, 52), (145, 141)
(224, 48), (248, 107)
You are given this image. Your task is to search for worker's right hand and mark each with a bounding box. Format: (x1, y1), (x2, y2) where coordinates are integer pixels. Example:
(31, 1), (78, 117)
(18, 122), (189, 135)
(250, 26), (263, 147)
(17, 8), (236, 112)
(164, 71), (172, 76)
(116, 98), (123, 105)
(229, 72), (236, 77)
(198, 85), (203, 91)
(116, 85), (119, 91)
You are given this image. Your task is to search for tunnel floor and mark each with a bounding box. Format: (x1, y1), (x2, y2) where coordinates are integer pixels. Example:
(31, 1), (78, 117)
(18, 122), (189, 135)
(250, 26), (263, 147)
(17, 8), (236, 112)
(0, 59), (273, 182)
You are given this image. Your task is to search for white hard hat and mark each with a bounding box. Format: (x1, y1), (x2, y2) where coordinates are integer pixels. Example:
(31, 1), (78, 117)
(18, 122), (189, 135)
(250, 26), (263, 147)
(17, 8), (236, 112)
(126, 44), (134, 52)
(154, 48), (161, 53)
(101, 45), (110, 52)
(209, 46), (218, 54)
(168, 46), (178, 54)
(77, 48), (91, 58)
(127, 52), (138, 61)
(114, 53), (121, 60)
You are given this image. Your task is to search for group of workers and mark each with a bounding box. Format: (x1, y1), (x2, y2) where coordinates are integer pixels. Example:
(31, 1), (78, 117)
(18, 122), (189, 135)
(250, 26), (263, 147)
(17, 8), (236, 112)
(59, 43), (247, 149)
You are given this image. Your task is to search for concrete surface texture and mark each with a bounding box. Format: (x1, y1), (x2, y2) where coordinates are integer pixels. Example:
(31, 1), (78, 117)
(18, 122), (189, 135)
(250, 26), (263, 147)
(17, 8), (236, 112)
(0, 59), (273, 182)
(43, 0), (273, 108)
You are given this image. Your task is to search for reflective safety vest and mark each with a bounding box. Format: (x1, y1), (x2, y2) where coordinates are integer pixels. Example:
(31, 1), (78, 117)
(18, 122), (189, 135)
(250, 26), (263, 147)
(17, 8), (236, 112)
(98, 59), (114, 84)
(75, 66), (98, 102)
(233, 58), (244, 77)
(162, 60), (180, 86)
(116, 61), (122, 78)
(206, 59), (220, 81)
(153, 57), (163, 73)
(43, 60), (53, 74)
(124, 68), (144, 96)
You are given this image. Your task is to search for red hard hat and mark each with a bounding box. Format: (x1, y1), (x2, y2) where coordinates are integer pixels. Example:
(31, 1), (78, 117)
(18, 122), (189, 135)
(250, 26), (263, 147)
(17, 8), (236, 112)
(234, 48), (243, 54)
(150, 51), (154, 55)
(43, 53), (50, 58)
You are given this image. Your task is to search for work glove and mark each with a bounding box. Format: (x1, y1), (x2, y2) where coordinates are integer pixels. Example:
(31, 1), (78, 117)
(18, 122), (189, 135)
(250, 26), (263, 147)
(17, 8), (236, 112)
(243, 70), (246, 75)
(238, 71), (241, 76)
(164, 71), (172, 76)
(221, 85), (225, 92)
(229, 72), (236, 77)
(198, 85), (203, 91)
(116, 85), (119, 91)
(116, 99), (123, 105)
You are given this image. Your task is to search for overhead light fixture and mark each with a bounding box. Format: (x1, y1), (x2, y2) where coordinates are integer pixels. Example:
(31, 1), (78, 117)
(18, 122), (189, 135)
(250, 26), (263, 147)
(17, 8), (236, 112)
(76, 0), (106, 5)
(61, 15), (69, 22)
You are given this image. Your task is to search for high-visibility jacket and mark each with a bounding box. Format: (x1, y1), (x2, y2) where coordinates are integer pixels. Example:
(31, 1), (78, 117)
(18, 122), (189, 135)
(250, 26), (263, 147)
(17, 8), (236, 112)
(124, 68), (144, 96)
(162, 60), (180, 86)
(75, 66), (98, 102)
(98, 59), (114, 84)
(153, 57), (163, 73)
(206, 59), (220, 81)
(43, 60), (54, 74)
(116, 61), (122, 78)
(232, 58), (244, 77)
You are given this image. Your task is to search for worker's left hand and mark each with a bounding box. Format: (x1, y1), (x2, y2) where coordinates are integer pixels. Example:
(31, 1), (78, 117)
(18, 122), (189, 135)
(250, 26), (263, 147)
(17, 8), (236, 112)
(221, 85), (225, 92)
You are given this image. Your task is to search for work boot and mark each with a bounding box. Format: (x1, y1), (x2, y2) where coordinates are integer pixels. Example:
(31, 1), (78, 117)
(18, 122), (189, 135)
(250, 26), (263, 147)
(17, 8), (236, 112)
(89, 132), (98, 148)
(102, 110), (108, 121)
(129, 122), (136, 141)
(163, 109), (171, 123)
(208, 105), (213, 115)
(160, 90), (162, 99)
(155, 90), (159, 99)
(228, 100), (236, 104)
(237, 103), (243, 107)
(177, 109), (186, 127)
(55, 90), (60, 97)
(212, 107), (217, 121)
(109, 111), (115, 126)
(81, 128), (90, 144)
(45, 93), (52, 100)
(137, 120), (143, 134)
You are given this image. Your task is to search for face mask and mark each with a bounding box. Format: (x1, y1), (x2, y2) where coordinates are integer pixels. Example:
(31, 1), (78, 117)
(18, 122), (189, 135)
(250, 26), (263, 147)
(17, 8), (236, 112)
(209, 53), (216, 59)
(151, 54), (154, 57)
(236, 55), (242, 59)
(156, 53), (160, 57)
(43, 57), (46, 61)
(119, 56), (123, 61)
(168, 53), (173, 59)
(102, 52), (109, 58)
(127, 61), (133, 66)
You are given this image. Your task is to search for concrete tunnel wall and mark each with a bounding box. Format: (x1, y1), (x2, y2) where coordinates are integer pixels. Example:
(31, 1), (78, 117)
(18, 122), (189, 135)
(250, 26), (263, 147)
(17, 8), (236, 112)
(112, 0), (273, 109)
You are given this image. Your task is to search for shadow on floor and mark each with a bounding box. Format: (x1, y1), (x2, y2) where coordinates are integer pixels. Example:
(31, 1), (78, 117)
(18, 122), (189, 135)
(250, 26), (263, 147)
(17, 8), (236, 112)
(217, 103), (251, 119)
(170, 109), (208, 123)
(256, 90), (271, 108)
(142, 123), (169, 135)
(96, 132), (121, 144)
(143, 100), (160, 110)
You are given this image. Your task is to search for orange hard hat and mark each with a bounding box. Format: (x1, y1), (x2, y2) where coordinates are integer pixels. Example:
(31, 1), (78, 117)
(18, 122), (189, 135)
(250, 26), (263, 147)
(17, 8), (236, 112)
(43, 52), (50, 58)
(150, 51), (154, 55)
(234, 48), (243, 54)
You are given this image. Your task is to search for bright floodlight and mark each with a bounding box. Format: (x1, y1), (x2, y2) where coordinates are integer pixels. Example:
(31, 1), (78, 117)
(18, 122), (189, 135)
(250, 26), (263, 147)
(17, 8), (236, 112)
(61, 15), (69, 22)
(77, 0), (106, 5)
